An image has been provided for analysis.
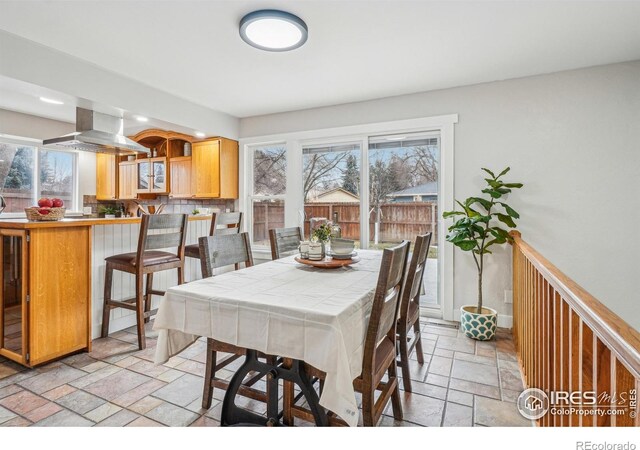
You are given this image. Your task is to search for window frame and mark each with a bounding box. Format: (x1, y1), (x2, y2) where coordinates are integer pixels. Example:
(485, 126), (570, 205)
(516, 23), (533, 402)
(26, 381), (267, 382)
(0, 136), (80, 217)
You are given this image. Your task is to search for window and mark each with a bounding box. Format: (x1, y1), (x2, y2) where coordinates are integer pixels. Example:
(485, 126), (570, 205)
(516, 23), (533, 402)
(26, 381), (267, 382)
(302, 142), (361, 243)
(0, 141), (78, 213)
(250, 144), (286, 247)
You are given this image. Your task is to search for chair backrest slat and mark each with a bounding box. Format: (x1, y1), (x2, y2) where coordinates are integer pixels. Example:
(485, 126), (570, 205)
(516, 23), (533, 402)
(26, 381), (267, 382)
(145, 232), (184, 250)
(136, 214), (188, 264)
(209, 211), (243, 236)
(269, 227), (303, 260)
(399, 233), (432, 323)
(199, 232), (253, 278)
(362, 240), (410, 378)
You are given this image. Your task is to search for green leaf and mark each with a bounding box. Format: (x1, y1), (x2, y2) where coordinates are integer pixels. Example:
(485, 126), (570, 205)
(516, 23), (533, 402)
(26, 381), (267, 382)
(503, 183), (523, 189)
(481, 168), (496, 178)
(470, 196), (492, 210)
(498, 202), (520, 219)
(497, 167), (511, 177)
(490, 227), (510, 240)
(456, 240), (477, 251)
(482, 188), (503, 199)
(496, 213), (517, 228)
(443, 210), (465, 218)
(487, 179), (503, 189)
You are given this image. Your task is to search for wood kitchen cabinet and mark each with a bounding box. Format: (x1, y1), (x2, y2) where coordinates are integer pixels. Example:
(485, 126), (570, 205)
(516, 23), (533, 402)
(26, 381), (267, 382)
(169, 156), (193, 199)
(192, 138), (238, 199)
(0, 226), (91, 367)
(118, 161), (137, 199)
(96, 153), (118, 200)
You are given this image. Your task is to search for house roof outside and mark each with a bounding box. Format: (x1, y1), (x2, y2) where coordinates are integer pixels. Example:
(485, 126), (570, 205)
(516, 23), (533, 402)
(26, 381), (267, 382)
(388, 181), (438, 198)
(308, 187), (360, 203)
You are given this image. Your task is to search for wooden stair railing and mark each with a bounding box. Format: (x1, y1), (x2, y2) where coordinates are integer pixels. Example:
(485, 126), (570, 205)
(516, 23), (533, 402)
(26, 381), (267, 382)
(511, 231), (639, 427)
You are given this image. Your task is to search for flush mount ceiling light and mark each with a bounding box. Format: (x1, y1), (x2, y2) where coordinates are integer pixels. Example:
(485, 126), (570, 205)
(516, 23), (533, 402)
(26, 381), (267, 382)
(39, 96), (64, 105)
(239, 9), (308, 52)
(135, 116), (148, 122)
(195, 132), (206, 138)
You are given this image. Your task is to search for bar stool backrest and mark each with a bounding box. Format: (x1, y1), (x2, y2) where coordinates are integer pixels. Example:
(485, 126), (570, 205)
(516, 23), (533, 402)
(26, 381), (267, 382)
(210, 211), (243, 236)
(137, 213), (189, 265)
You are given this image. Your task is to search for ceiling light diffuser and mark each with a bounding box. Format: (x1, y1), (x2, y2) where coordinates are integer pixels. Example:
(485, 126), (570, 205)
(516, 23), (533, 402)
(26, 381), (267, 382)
(195, 132), (206, 138)
(239, 10), (308, 52)
(40, 97), (64, 105)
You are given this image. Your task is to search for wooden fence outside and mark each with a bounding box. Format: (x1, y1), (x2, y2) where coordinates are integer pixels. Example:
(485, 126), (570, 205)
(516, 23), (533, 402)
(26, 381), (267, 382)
(253, 200), (438, 245)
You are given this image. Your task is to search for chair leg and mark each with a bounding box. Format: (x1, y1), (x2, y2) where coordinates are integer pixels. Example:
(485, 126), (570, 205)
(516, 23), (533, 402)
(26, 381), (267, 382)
(413, 319), (425, 364)
(135, 272), (146, 350)
(361, 389), (375, 427)
(177, 266), (184, 285)
(144, 273), (153, 324)
(202, 338), (216, 409)
(398, 326), (413, 392)
(388, 363), (403, 421)
(101, 264), (113, 338)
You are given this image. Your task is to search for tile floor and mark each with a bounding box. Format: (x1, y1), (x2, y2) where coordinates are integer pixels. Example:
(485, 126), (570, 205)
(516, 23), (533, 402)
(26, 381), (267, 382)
(0, 320), (533, 427)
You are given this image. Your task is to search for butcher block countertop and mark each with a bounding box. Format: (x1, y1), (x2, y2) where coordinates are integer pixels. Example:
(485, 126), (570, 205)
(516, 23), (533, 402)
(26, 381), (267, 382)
(0, 214), (212, 229)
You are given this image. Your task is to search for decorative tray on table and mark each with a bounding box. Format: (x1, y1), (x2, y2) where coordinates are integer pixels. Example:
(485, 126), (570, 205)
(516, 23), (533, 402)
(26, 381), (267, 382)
(294, 255), (360, 269)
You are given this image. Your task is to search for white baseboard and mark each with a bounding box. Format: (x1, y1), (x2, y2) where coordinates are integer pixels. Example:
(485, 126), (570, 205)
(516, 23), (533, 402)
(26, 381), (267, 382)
(497, 314), (513, 329)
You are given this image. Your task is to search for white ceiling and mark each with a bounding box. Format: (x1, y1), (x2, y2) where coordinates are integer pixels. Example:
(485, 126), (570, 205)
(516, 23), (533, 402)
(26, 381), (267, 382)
(0, 0), (640, 119)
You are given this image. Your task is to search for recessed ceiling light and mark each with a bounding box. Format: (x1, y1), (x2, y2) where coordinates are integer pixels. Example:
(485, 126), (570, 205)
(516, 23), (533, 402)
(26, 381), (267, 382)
(39, 97), (64, 105)
(386, 136), (407, 141)
(136, 116), (148, 122)
(239, 9), (308, 52)
(195, 132), (206, 138)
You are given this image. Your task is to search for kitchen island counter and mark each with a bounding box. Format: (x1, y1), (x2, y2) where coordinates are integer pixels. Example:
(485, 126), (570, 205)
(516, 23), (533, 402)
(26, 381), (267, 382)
(0, 214), (212, 229)
(0, 214), (213, 367)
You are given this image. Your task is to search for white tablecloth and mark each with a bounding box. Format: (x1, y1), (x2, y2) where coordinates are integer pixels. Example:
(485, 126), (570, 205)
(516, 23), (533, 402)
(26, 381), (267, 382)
(153, 250), (382, 427)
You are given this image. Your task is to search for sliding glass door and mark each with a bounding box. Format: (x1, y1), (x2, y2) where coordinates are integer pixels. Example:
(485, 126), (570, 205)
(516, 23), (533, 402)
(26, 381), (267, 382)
(367, 132), (440, 309)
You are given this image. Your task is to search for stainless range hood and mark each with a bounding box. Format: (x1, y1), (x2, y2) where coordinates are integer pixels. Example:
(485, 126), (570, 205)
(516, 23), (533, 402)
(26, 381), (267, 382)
(43, 107), (150, 156)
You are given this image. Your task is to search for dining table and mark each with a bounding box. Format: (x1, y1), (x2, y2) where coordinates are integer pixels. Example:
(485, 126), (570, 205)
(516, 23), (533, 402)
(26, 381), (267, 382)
(153, 249), (384, 427)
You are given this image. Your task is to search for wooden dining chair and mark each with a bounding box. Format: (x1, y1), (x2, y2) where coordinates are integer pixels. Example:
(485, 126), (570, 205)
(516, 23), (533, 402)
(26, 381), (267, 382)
(286, 240), (411, 426)
(185, 212), (243, 267)
(101, 213), (188, 350)
(396, 232), (432, 392)
(268, 226), (303, 260)
(199, 232), (275, 410)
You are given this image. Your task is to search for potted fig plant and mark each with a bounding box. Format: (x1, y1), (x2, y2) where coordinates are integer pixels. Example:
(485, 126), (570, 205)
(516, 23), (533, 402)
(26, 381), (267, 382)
(443, 167), (523, 341)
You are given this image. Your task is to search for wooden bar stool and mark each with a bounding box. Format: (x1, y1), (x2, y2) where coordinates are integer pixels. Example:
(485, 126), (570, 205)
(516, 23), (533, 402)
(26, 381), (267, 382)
(101, 213), (188, 350)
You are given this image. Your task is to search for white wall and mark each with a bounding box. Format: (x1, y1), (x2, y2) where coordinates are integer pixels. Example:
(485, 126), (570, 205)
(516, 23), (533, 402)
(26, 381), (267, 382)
(240, 61), (640, 331)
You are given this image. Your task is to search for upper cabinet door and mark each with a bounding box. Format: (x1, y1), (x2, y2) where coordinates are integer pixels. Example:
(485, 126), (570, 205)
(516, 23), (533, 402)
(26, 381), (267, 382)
(136, 158), (168, 194)
(169, 157), (193, 199)
(192, 140), (221, 198)
(96, 153), (118, 200)
(118, 162), (137, 200)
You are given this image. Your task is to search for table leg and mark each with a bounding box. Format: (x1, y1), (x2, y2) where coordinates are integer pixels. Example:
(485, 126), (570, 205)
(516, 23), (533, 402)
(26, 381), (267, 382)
(220, 350), (328, 427)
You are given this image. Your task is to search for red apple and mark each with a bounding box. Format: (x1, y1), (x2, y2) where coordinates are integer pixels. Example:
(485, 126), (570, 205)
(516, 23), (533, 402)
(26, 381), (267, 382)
(38, 198), (53, 207)
(38, 208), (50, 215)
(52, 198), (64, 208)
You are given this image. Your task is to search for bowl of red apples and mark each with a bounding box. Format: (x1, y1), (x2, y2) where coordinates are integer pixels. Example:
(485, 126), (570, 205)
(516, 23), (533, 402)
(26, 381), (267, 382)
(25, 198), (66, 221)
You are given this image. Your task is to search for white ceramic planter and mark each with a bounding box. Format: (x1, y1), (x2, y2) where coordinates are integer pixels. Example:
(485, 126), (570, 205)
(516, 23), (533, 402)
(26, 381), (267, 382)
(460, 305), (498, 341)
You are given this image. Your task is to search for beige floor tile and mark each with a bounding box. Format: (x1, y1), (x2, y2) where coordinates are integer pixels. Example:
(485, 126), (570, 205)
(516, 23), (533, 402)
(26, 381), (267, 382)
(443, 402), (473, 426)
(145, 402), (199, 427)
(451, 359), (499, 386)
(23, 402), (63, 422)
(84, 402), (122, 422)
(474, 396), (532, 427)
(0, 390), (49, 415)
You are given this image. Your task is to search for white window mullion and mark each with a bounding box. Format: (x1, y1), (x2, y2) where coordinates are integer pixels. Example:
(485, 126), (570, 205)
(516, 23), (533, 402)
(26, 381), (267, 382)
(359, 136), (370, 250)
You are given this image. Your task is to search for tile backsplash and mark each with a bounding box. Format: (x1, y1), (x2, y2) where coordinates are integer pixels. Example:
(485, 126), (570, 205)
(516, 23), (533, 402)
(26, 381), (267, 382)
(83, 195), (235, 217)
